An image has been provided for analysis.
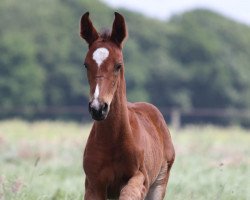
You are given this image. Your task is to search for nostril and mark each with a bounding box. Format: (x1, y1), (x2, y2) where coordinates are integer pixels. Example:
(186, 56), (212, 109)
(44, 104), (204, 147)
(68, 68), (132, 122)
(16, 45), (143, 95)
(89, 102), (98, 114)
(88, 102), (92, 112)
(103, 103), (108, 112)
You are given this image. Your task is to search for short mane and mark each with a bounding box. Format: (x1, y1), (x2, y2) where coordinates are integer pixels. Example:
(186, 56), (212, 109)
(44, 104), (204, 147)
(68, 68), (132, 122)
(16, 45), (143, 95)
(99, 28), (111, 41)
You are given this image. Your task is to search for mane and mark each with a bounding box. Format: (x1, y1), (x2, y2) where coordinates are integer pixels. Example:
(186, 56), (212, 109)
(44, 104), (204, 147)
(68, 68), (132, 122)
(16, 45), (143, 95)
(99, 28), (111, 41)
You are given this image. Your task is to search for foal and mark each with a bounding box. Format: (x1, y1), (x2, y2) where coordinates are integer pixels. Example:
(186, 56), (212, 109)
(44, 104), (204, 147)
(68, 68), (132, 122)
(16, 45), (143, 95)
(80, 12), (175, 200)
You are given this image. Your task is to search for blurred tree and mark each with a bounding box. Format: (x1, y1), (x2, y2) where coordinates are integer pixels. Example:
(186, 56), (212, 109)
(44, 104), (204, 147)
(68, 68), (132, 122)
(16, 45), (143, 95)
(0, 1), (250, 125)
(0, 34), (45, 110)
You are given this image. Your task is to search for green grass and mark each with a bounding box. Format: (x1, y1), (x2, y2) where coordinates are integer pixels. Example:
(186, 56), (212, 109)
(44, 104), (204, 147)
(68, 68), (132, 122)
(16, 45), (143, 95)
(0, 120), (249, 200)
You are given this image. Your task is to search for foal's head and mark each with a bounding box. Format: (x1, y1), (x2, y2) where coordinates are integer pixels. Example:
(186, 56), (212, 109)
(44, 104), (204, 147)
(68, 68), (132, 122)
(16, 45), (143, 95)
(80, 12), (127, 121)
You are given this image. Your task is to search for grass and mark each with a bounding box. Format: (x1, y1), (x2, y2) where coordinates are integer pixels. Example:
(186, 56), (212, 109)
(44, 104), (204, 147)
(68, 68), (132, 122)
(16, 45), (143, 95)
(0, 120), (249, 200)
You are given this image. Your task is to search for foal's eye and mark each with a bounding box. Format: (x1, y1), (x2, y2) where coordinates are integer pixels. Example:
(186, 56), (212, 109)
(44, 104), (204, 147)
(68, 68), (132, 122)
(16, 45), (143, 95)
(114, 63), (122, 71)
(83, 63), (88, 69)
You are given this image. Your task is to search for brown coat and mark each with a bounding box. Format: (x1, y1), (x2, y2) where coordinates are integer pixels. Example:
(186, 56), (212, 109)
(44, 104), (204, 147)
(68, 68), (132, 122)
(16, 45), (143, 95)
(80, 12), (175, 200)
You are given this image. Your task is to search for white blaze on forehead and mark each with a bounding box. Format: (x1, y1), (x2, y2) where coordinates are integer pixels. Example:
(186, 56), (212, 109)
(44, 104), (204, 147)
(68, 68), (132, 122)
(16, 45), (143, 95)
(92, 48), (109, 67)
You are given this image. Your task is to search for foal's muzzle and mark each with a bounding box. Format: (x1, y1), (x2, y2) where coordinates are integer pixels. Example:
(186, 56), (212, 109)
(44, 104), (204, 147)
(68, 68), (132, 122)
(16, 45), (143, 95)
(88, 101), (109, 121)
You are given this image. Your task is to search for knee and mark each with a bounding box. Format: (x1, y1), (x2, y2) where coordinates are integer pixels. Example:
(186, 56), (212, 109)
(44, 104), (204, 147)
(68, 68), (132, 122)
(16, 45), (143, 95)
(120, 184), (146, 200)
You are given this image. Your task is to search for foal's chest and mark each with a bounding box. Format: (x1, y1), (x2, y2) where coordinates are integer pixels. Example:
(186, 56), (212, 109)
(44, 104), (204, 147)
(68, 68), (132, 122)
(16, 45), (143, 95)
(84, 142), (137, 175)
(84, 130), (142, 198)
(84, 143), (138, 191)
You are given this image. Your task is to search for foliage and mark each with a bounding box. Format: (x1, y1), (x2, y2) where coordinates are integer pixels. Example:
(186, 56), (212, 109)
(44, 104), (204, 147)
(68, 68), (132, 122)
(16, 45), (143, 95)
(0, 34), (45, 109)
(167, 10), (250, 110)
(1, 1), (250, 124)
(0, 120), (249, 199)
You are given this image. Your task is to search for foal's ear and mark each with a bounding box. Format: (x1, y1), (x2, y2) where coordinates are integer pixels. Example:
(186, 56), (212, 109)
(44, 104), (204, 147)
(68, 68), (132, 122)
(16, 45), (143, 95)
(80, 12), (99, 47)
(111, 12), (128, 48)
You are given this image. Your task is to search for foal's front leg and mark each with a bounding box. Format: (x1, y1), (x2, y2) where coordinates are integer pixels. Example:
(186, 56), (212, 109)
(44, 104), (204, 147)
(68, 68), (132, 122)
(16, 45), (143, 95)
(84, 179), (106, 200)
(119, 171), (147, 200)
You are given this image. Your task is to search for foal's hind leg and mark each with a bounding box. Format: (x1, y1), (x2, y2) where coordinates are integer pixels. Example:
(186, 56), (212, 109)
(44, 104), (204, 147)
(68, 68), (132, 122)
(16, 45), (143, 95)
(145, 160), (174, 200)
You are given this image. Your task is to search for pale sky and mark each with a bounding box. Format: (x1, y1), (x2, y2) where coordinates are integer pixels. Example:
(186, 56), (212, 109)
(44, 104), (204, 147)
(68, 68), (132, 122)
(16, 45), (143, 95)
(101, 0), (250, 25)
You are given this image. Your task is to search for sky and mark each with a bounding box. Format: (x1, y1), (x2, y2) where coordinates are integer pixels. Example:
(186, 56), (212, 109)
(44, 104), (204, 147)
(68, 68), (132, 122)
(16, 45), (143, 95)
(101, 0), (250, 25)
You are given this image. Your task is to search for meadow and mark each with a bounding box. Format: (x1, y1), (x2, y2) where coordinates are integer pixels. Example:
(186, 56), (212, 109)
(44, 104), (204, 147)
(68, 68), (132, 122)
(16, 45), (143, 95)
(0, 120), (249, 200)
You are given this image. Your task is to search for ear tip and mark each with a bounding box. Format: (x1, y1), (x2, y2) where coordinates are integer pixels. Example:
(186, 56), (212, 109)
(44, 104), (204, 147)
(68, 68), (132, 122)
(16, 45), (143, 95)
(82, 11), (90, 18)
(114, 11), (124, 18)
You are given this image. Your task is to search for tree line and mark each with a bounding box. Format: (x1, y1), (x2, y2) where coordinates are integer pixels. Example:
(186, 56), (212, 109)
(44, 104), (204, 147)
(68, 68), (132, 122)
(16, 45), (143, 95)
(1, 0), (250, 125)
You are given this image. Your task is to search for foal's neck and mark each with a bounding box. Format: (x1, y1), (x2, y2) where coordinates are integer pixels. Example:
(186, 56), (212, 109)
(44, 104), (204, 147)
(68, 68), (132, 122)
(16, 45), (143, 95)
(95, 70), (131, 142)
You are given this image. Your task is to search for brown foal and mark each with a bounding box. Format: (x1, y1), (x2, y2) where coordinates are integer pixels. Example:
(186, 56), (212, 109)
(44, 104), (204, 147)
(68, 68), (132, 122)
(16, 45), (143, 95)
(80, 12), (175, 200)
